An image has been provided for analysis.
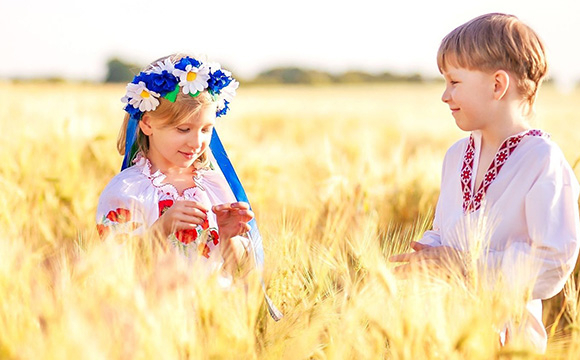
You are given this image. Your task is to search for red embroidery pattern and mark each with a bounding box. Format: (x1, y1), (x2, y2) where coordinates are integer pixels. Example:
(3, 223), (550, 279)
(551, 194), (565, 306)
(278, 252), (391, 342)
(106, 208), (131, 223)
(461, 129), (547, 213)
(157, 199), (219, 257)
(97, 208), (142, 239)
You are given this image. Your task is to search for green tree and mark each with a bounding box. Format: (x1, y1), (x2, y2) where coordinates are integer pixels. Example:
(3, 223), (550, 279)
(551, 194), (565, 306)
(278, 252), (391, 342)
(254, 67), (334, 84)
(104, 58), (139, 83)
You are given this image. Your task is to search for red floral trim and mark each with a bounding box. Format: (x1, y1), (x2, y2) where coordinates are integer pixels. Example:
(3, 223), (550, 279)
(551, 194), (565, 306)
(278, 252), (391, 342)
(199, 243), (211, 258)
(106, 208), (131, 223)
(134, 153), (204, 199)
(209, 229), (219, 245)
(176, 229), (198, 244)
(157, 199), (220, 252)
(158, 199), (174, 216)
(97, 224), (110, 239)
(461, 129), (548, 213)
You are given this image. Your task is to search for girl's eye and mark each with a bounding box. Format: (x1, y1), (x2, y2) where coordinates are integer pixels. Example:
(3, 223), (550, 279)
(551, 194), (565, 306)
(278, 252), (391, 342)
(450, 80), (459, 85)
(202, 127), (214, 134)
(177, 128), (189, 133)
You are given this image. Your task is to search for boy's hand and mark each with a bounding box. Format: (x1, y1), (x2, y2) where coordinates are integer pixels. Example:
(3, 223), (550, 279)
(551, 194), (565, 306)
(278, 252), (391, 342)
(153, 200), (209, 238)
(389, 241), (468, 278)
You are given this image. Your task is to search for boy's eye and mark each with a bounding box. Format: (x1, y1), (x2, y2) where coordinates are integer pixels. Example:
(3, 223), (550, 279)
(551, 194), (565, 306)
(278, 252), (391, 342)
(450, 80), (459, 85)
(202, 127), (214, 134)
(177, 127), (190, 133)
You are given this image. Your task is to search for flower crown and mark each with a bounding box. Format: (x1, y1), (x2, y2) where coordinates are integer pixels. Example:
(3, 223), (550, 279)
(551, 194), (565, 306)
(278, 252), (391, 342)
(121, 56), (239, 118)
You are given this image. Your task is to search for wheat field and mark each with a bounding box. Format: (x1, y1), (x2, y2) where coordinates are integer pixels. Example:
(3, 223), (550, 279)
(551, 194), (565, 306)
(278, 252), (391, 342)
(0, 81), (579, 359)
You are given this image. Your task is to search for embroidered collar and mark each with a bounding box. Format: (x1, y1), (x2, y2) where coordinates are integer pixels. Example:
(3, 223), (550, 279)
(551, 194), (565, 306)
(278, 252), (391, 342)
(461, 129), (548, 213)
(134, 153), (206, 199)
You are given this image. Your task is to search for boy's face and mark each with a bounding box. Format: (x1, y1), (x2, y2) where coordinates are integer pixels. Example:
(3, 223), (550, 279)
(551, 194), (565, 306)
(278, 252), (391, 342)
(440, 65), (496, 132)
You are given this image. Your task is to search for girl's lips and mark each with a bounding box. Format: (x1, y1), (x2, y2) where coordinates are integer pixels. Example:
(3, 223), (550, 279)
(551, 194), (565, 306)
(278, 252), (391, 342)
(179, 151), (196, 159)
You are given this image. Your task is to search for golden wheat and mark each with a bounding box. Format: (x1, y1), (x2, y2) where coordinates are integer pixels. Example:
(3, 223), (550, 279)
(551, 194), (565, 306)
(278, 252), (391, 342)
(0, 81), (579, 359)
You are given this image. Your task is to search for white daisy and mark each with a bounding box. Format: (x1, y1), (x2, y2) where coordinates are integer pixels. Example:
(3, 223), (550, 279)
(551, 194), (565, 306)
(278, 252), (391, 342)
(207, 62), (233, 78)
(149, 58), (175, 74)
(173, 63), (210, 95)
(121, 81), (160, 112)
(220, 78), (239, 103)
(206, 61), (221, 72)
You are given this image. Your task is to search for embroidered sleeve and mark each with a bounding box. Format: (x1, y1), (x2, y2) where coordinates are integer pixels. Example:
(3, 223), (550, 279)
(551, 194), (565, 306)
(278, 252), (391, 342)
(96, 190), (146, 242)
(481, 159), (580, 300)
(522, 174), (579, 299)
(417, 141), (458, 247)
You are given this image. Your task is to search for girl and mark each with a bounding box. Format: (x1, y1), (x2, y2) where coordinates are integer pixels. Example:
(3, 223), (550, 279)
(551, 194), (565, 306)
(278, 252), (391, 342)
(97, 54), (255, 280)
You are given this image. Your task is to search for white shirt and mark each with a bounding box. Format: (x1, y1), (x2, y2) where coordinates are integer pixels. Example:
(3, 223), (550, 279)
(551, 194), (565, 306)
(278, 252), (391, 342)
(96, 154), (249, 279)
(419, 130), (580, 352)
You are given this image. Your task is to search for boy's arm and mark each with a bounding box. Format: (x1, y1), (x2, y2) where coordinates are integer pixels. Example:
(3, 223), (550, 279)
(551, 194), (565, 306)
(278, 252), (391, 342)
(479, 169), (580, 300)
(416, 145), (454, 248)
(418, 226), (443, 247)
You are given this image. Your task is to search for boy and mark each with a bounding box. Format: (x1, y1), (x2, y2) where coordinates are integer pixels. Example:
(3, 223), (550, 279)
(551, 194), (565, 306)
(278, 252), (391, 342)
(390, 13), (579, 353)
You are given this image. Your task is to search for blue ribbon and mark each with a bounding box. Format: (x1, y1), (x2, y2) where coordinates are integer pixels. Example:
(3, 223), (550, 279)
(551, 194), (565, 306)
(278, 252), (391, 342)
(121, 113), (140, 171)
(210, 130), (264, 267)
(118, 121), (282, 320)
(210, 130), (283, 321)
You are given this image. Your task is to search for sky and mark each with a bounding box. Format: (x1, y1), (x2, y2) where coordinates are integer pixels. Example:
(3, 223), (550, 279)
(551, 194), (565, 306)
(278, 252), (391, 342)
(2, 0), (579, 90)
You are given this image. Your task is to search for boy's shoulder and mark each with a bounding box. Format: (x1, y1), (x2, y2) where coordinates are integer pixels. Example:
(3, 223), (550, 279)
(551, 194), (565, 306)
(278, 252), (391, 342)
(520, 134), (571, 169)
(442, 131), (567, 163)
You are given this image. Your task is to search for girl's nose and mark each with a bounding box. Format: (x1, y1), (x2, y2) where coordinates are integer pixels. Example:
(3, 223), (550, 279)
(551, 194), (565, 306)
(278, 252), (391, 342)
(188, 132), (202, 150)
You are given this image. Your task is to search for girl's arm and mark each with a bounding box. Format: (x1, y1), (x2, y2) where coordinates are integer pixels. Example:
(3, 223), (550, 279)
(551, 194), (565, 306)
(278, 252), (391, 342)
(149, 200), (209, 241)
(213, 202), (255, 276)
(96, 193), (146, 242)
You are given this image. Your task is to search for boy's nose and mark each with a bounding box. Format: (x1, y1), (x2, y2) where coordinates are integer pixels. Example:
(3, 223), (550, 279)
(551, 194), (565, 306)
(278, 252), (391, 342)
(441, 88), (451, 103)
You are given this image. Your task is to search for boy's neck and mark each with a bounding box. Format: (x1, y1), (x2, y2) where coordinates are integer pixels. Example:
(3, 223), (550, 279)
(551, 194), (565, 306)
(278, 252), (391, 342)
(479, 103), (530, 150)
(480, 123), (529, 150)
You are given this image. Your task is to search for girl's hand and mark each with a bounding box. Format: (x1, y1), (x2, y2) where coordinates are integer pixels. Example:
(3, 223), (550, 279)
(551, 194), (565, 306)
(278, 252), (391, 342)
(389, 241), (468, 278)
(152, 200), (209, 238)
(212, 202), (254, 240)
(213, 202), (254, 275)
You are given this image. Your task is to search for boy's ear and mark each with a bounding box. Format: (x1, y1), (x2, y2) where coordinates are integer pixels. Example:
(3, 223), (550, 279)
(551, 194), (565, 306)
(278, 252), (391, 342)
(139, 114), (153, 136)
(493, 70), (510, 101)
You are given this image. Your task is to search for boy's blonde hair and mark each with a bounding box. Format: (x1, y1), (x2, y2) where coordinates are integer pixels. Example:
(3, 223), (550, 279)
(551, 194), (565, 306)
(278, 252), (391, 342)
(437, 13), (548, 108)
(117, 54), (216, 168)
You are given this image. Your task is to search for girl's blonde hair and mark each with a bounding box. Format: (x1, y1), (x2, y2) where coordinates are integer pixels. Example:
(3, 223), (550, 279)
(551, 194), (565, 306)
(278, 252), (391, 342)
(437, 13), (548, 108)
(117, 54), (216, 168)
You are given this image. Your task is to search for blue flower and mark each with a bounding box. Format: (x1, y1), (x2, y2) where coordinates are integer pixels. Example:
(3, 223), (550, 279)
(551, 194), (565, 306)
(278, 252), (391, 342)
(175, 57), (201, 71)
(122, 56), (237, 117)
(208, 69), (232, 95)
(124, 104), (142, 117)
(216, 100), (230, 117)
(146, 71), (179, 96)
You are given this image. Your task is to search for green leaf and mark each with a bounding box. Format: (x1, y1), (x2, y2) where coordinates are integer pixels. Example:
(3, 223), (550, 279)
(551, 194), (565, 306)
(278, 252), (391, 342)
(164, 85), (180, 102)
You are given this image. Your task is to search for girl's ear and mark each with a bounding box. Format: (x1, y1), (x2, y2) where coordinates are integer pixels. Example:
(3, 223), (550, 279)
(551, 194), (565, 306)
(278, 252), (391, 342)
(493, 70), (510, 101)
(139, 114), (153, 136)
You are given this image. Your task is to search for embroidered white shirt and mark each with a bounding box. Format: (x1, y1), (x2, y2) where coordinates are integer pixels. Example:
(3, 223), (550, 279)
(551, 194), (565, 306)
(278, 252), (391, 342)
(96, 154), (249, 279)
(419, 130), (580, 352)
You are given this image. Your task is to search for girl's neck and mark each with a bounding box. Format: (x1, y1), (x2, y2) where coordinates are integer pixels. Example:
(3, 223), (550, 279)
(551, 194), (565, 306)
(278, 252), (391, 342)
(147, 154), (195, 176)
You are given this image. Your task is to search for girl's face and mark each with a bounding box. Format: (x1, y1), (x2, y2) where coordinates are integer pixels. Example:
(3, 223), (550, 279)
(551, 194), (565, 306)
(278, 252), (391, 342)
(140, 104), (217, 173)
